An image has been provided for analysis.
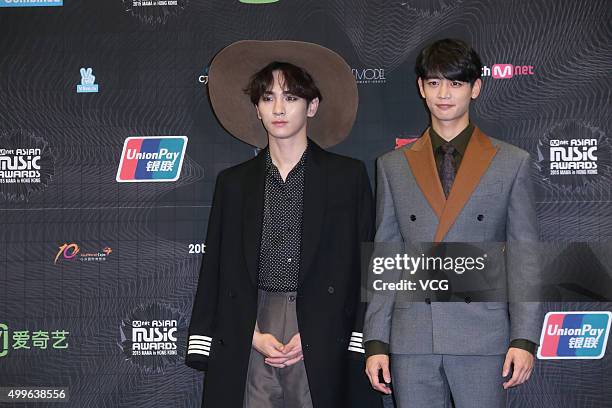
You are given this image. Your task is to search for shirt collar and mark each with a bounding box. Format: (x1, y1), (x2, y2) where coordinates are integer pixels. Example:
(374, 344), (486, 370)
(430, 123), (474, 156)
(265, 141), (308, 179)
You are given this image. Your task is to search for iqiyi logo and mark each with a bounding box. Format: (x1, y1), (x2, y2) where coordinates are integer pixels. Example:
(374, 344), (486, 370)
(0, 323), (69, 358)
(77, 67), (99, 93)
(0, 323), (8, 357)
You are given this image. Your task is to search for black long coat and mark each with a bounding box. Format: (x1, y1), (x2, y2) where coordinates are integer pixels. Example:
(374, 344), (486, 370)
(186, 141), (376, 407)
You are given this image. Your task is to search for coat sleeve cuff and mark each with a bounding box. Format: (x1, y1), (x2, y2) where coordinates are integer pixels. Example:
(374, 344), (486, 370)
(347, 331), (366, 360)
(509, 338), (537, 356)
(185, 334), (212, 371)
(365, 340), (389, 359)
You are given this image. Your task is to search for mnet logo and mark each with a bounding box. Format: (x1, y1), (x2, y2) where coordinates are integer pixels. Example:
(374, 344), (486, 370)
(76, 68), (99, 93)
(352, 68), (386, 84)
(0, 0), (62, 7)
(117, 136), (188, 182)
(481, 64), (535, 79)
(538, 311), (611, 359)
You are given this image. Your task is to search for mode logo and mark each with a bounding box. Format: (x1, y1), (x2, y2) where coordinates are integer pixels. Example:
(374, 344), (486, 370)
(116, 136), (187, 182)
(0, 0), (62, 7)
(538, 311), (611, 359)
(352, 68), (386, 84)
(481, 64), (535, 79)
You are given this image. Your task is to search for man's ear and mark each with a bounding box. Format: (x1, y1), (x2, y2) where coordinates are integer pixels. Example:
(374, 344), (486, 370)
(307, 97), (319, 117)
(417, 78), (426, 99)
(471, 78), (482, 100)
(255, 104), (262, 120)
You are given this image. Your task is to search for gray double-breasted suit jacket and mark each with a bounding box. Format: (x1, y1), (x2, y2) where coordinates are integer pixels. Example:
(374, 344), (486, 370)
(364, 127), (542, 356)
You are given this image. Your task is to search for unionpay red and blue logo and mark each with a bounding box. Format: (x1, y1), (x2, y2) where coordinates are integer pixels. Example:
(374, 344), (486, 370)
(538, 311), (611, 359)
(117, 136), (187, 182)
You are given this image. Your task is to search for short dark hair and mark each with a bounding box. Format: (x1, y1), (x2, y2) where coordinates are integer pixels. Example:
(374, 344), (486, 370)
(415, 39), (482, 84)
(245, 61), (323, 105)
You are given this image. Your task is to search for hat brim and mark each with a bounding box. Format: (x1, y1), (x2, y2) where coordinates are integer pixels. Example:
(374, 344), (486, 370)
(208, 40), (358, 148)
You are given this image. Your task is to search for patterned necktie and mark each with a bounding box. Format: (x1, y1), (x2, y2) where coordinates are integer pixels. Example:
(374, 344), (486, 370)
(440, 143), (456, 198)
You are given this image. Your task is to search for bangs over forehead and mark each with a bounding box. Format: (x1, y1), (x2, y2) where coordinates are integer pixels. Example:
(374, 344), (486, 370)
(245, 61), (323, 105)
(415, 39), (482, 84)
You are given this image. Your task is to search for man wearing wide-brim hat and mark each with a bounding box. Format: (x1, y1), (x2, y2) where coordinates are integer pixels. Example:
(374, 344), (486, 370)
(186, 40), (379, 408)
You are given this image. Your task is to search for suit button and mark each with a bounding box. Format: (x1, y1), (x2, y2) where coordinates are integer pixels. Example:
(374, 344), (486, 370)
(425, 298), (431, 304)
(218, 339), (224, 345)
(465, 296), (472, 304)
(228, 291), (235, 298)
(477, 214), (484, 221)
(288, 295), (296, 302)
(328, 286), (335, 294)
(304, 344), (310, 350)
(410, 214), (416, 221)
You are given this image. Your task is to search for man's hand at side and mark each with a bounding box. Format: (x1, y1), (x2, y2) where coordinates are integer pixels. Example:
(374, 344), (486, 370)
(502, 347), (534, 389)
(365, 354), (392, 394)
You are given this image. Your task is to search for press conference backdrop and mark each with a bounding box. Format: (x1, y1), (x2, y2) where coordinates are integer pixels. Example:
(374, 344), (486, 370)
(0, 0), (610, 407)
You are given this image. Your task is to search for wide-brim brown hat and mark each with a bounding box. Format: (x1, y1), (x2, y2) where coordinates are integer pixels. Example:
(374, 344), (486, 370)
(208, 40), (358, 148)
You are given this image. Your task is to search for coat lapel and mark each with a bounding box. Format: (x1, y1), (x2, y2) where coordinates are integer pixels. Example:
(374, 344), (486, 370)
(298, 142), (327, 287)
(403, 129), (446, 219)
(433, 127), (498, 242)
(242, 151), (267, 287)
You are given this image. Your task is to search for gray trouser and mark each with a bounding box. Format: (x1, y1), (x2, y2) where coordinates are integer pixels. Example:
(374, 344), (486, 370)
(243, 290), (313, 408)
(391, 354), (506, 408)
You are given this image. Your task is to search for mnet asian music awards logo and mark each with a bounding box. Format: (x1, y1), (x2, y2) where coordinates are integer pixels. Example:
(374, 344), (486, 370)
(481, 64), (535, 79)
(0, 0), (62, 7)
(76, 68), (98, 93)
(538, 311), (611, 359)
(0, 130), (55, 202)
(118, 303), (187, 373)
(352, 68), (386, 85)
(122, 0), (188, 24)
(116, 136), (187, 182)
(536, 121), (610, 189)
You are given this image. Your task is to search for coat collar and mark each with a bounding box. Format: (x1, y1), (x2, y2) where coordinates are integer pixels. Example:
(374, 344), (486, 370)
(403, 126), (498, 242)
(241, 139), (328, 288)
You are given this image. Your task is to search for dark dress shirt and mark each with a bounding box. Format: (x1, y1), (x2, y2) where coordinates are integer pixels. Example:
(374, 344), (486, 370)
(257, 147), (307, 292)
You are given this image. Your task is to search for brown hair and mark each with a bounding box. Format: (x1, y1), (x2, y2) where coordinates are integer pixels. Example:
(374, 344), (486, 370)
(244, 61), (323, 105)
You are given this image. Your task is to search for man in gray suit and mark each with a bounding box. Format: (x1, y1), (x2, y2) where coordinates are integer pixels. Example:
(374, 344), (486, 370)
(363, 39), (542, 407)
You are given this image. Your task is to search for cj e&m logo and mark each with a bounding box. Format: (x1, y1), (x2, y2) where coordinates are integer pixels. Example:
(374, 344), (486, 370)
(481, 64), (535, 79)
(0, 323), (69, 358)
(538, 311), (611, 359)
(76, 68), (99, 93)
(117, 136), (187, 182)
(0, 0), (62, 7)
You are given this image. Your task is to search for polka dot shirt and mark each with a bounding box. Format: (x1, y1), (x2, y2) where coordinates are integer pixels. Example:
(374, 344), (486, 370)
(257, 147), (307, 292)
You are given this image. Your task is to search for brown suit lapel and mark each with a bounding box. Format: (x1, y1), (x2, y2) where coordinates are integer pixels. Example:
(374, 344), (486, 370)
(404, 127), (498, 242)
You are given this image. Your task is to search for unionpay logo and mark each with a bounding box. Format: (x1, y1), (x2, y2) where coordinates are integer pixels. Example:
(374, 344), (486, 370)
(538, 311), (611, 359)
(117, 136), (187, 182)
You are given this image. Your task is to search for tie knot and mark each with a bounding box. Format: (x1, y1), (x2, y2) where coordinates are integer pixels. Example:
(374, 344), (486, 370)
(440, 143), (455, 155)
